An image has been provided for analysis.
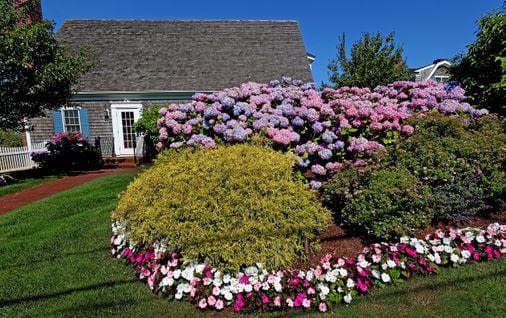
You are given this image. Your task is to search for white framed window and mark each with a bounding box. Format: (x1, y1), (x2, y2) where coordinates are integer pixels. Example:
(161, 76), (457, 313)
(432, 75), (450, 83)
(62, 109), (81, 132)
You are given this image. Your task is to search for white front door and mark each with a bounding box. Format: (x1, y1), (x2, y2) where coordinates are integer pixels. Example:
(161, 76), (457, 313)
(111, 104), (142, 156)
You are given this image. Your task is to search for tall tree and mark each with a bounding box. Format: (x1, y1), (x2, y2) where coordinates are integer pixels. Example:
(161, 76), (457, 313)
(0, 0), (90, 130)
(327, 32), (412, 89)
(450, 10), (505, 116)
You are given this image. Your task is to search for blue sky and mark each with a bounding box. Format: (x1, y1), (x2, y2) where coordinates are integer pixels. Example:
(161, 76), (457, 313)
(42, 0), (504, 86)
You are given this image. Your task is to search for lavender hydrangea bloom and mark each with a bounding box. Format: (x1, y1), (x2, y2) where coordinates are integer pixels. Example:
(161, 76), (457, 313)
(311, 164), (326, 176)
(221, 96), (235, 109)
(312, 122), (324, 134)
(169, 141), (185, 148)
(213, 123), (227, 135)
(318, 149), (333, 160)
(322, 130), (337, 144)
(310, 180), (322, 190)
(223, 127), (250, 142)
(291, 117), (305, 127)
(269, 79), (280, 87)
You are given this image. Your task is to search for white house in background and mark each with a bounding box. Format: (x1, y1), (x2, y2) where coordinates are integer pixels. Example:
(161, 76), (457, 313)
(412, 59), (452, 83)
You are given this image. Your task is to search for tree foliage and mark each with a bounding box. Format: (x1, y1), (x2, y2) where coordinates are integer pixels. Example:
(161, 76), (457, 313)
(0, 0), (91, 130)
(450, 10), (506, 116)
(327, 32), (412, 89)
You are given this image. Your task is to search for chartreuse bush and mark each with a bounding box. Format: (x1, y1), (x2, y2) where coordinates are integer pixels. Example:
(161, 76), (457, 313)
(112, 144), (331, 271)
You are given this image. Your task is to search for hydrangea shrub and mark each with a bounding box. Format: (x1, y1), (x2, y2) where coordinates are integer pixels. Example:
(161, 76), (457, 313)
(112, 144), (332, 271)
(156, 77), (488, 187)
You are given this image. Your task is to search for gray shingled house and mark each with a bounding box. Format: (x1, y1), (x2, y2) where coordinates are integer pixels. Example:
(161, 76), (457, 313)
(29, 20), (314, 157)
(412, 58), (451, 83)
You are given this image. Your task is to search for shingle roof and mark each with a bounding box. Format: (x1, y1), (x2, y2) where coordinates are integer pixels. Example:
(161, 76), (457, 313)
(57, 20), (314, 92)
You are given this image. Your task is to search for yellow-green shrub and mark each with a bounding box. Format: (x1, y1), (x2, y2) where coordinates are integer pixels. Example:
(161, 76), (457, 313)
(112, 144), (331, 271)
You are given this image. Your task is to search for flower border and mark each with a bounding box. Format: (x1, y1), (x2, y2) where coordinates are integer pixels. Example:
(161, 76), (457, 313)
(111, 222), (505, 313)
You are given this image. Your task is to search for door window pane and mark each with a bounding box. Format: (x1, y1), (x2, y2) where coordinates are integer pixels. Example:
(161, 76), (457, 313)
(121, 111), (135, 148)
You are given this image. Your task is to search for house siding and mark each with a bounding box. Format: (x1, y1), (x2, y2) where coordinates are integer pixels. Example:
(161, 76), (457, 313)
(29, 99), (188, 144)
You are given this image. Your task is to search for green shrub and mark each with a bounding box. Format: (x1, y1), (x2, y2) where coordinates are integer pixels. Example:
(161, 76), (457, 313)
(322, 114), (506, 241)
(112, 144), (331, 271)
(0, 129), (23, 147)
(134, 105), (163, 159)
(322, 166), (432, 241)
(388, 114), (506, 220)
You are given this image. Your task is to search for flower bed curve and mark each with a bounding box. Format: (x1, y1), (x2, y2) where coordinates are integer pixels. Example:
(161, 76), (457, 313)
(111, 222), (505, 313)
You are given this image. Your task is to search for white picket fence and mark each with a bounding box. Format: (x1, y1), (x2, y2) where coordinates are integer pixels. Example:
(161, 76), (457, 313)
(0, 142), (47, 173)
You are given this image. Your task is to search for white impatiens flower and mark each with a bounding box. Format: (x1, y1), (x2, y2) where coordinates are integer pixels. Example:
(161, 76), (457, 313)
(400, 236), (410, 244)
(245, 266), (258, 276)
(182, 267), (194, 281)
(175, 291), (183, 300)
(444, 245), (454, 253)
(222, 274), (231, 284)
(442, 237), (451, 245)
(274, 282), (282, 292)
(318, 284), (330, 296)
(325, 270), (338, 283)
(306, 271), (314, 281)
(343, 293), (353, 304)
(358, 259), (369, 268)
(337, 268), (348, 277)
(381, 263), (388, 270)
(476, 235), (485, 243)
(173, 269), (181, 279)
(195, 264), (205, 274)
(160, 277), (174, 287)
(381, 273), (391, 283)
(387, 260), (396, 268)
(346, 278), (355, 288)
(244, 284), (253, 292)
(415, 244), (425, 254)
(461, 250), (471, 259)
(450, 254), (459, 262)
(372, 269), (381, 279)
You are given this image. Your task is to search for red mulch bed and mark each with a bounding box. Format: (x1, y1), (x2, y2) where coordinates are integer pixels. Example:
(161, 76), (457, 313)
(299, 211), (506, 269)
(0, 168), (134, 215)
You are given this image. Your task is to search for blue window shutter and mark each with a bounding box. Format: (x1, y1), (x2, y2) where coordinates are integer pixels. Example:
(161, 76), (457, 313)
(53, 110), (63, 133)
(79, 108), (90, 139)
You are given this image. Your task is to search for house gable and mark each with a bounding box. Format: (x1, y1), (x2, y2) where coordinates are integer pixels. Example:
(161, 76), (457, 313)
(56, 20), (314, 93)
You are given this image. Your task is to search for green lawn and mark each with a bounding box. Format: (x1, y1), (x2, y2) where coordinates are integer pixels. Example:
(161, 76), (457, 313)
(0, 174), (61, 197)
(0, 172), (504, 317)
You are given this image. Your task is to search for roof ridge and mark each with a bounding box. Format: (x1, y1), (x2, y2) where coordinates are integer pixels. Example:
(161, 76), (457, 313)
(62, 19), (299, 23)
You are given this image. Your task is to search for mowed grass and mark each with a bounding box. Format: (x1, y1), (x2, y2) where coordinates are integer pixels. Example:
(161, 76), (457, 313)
(0, 172), (504, 317)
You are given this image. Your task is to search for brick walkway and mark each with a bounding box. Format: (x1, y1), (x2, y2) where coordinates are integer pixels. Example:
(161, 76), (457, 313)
(0, 168), (133, 215)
